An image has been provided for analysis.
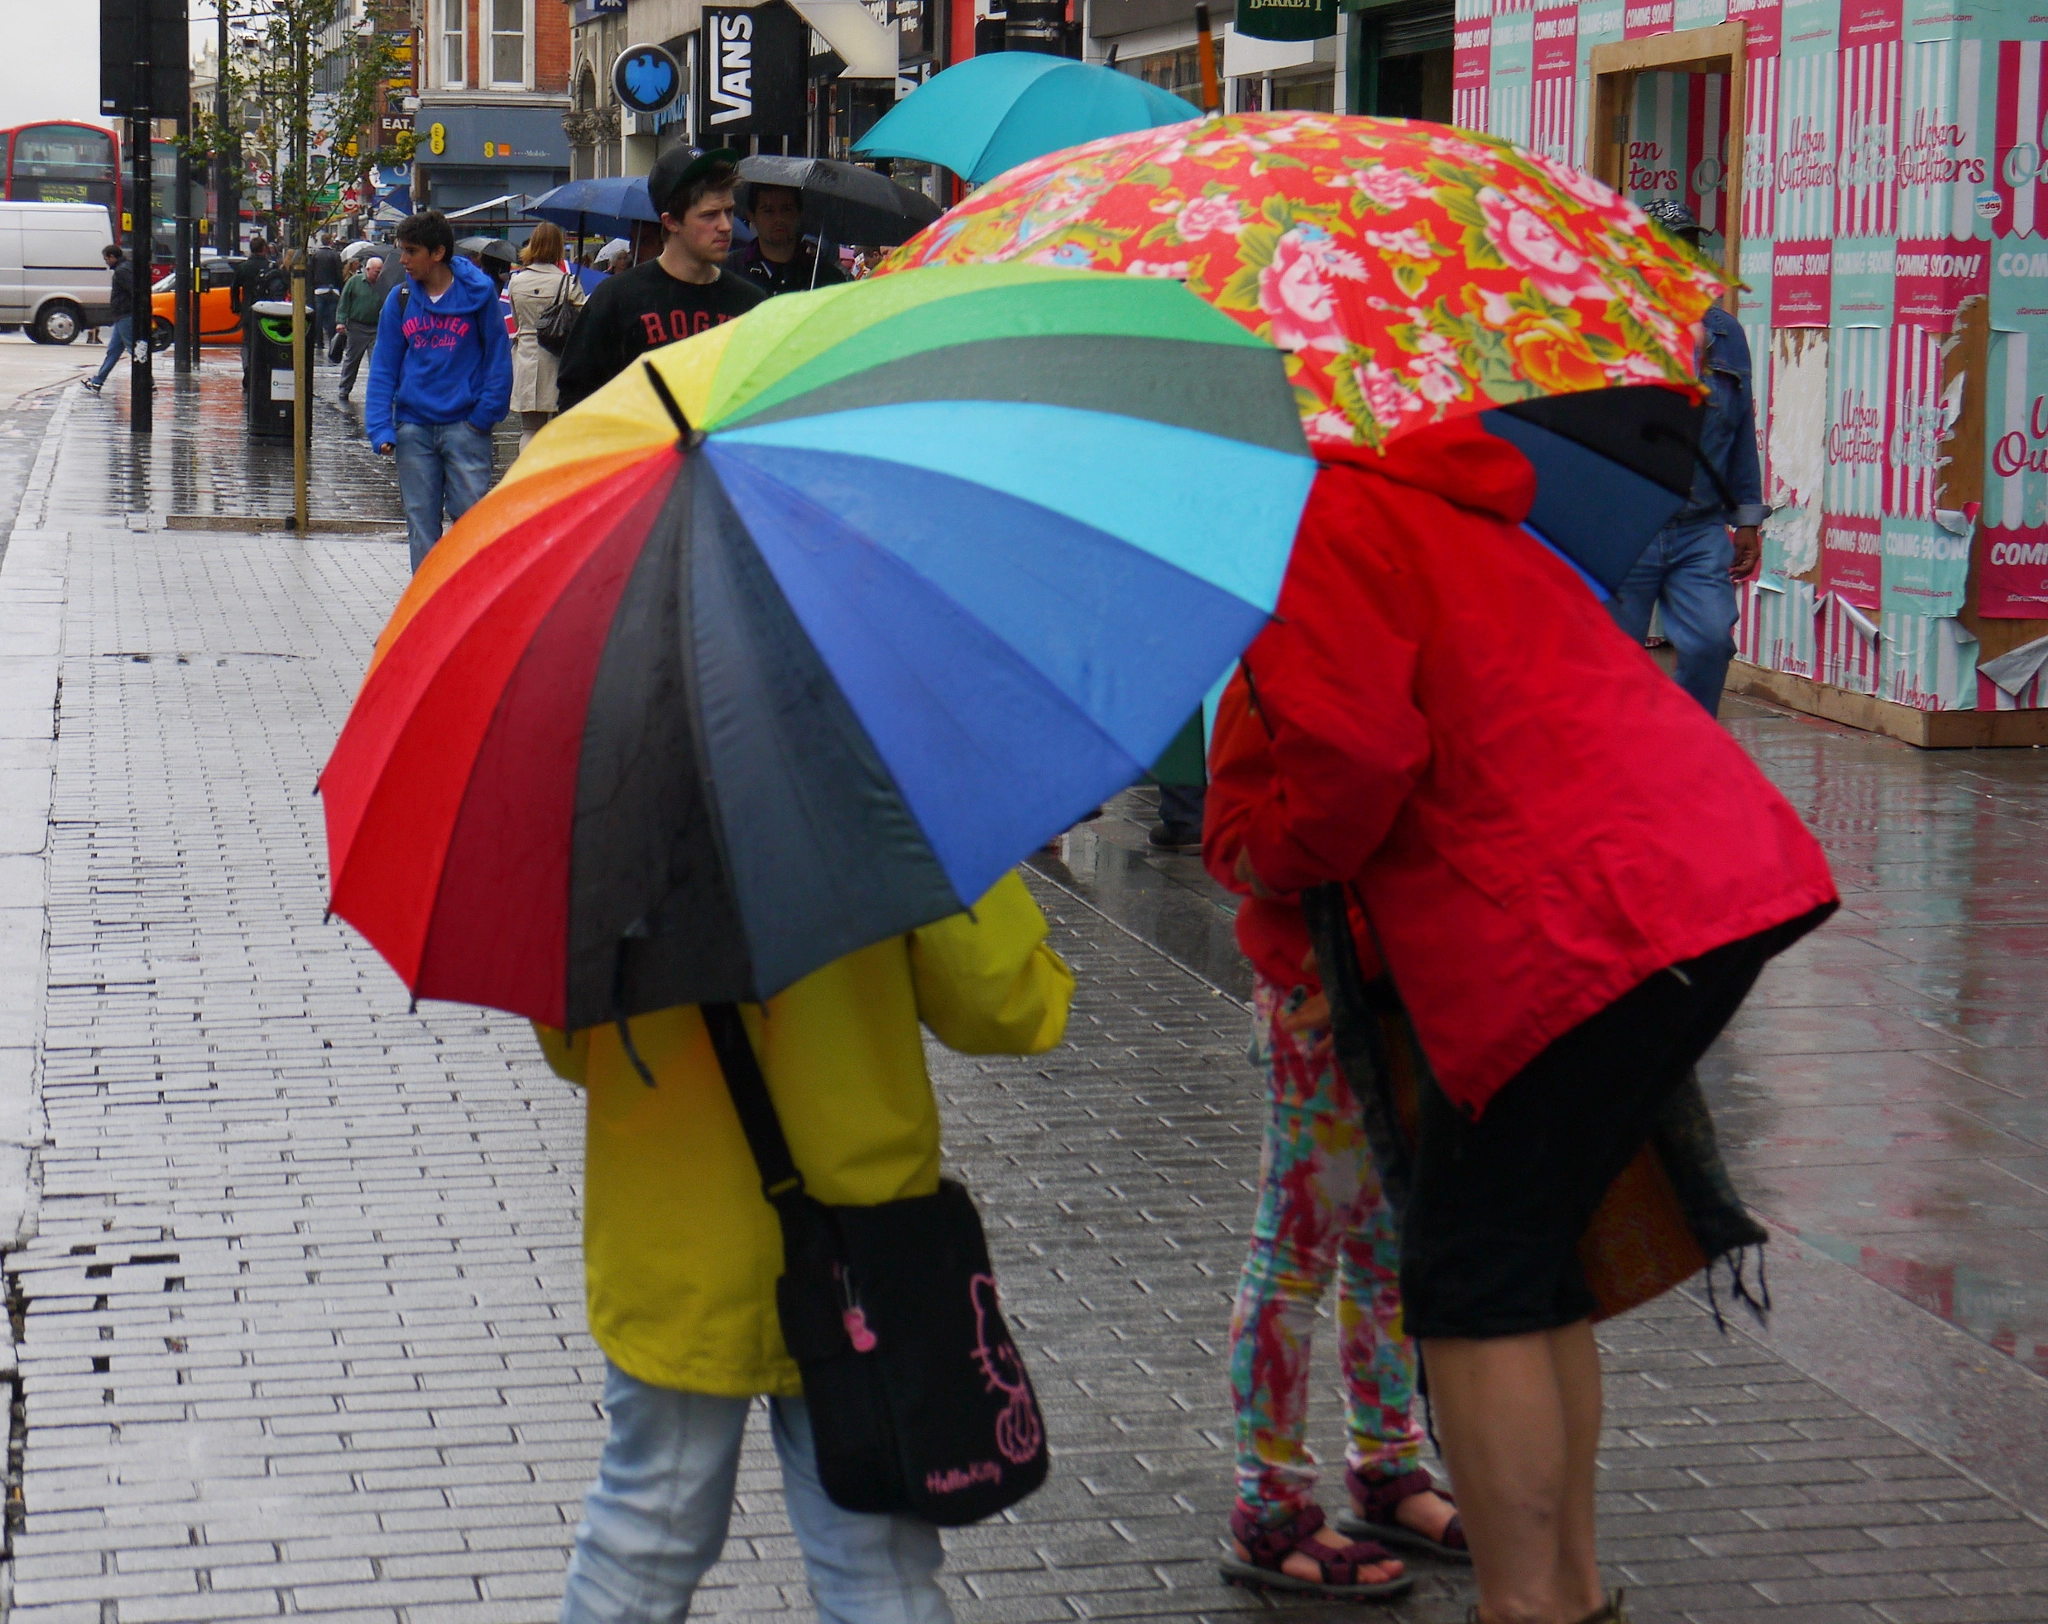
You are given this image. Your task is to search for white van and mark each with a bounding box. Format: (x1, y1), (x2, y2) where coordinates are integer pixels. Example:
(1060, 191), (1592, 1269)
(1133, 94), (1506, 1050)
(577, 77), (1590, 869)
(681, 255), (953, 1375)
(0, 203), (117, 344)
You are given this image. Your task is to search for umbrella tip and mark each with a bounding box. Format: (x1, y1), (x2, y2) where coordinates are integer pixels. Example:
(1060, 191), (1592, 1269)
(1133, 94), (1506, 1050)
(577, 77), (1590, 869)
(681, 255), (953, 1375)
(641, 361), (697, 445)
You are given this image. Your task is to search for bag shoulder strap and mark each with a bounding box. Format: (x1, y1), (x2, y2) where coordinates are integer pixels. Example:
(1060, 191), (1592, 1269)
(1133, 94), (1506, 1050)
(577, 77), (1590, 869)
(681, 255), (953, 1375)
(702, 1002), (806, 1206)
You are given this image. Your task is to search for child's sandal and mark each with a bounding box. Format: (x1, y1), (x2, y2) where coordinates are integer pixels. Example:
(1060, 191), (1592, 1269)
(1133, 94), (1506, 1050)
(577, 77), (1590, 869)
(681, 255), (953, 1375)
(1219, 1502), (1413, 1600)
(1338, 1463), (1472, 1563)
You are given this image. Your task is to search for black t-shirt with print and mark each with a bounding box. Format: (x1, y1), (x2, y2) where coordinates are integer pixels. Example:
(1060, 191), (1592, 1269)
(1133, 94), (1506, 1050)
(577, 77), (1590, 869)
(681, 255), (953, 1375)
(556, 259), (766, 411)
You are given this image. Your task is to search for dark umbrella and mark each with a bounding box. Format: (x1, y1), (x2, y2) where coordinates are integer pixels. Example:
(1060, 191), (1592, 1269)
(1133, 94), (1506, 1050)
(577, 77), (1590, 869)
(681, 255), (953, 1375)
(735, 155), (941, 249)
(456, 235), (516, 264)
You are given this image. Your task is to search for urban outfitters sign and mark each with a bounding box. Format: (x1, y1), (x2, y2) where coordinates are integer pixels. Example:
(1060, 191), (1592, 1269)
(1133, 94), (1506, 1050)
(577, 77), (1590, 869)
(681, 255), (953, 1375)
(700, 2), (807, 150)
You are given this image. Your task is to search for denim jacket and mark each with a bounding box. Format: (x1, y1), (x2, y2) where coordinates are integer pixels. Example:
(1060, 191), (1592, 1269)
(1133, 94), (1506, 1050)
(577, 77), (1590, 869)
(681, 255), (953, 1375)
(1675, 305), (1768, 528)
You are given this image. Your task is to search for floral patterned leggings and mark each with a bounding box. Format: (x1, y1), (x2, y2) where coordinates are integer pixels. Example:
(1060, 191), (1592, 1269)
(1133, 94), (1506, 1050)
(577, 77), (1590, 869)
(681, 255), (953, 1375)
(1229, 976), (1425, 1522)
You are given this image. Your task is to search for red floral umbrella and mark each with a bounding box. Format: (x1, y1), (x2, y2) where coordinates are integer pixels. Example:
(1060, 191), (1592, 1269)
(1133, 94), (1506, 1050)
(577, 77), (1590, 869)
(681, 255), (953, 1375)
(886, 113), (1725, 584)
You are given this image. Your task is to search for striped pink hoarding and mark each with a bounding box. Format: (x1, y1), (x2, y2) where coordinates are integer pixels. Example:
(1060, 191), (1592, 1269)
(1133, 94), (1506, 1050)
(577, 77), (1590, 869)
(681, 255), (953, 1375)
(1531, 6), (1577, 162)
(1993, 41), (2048, 238)
(1455, 17), (1491, 132)
(1838, 39), (1902, 237)
(1743, 53), (1780, 237)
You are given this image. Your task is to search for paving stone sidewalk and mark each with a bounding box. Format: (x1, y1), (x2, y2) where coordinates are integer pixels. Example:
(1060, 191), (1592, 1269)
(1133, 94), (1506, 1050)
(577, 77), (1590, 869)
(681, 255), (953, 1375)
(2, 400), (2046, 1623)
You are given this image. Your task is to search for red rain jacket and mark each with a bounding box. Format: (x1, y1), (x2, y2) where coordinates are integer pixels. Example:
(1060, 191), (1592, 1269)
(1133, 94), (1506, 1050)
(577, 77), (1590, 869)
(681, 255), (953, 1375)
(1205, 424), (1838, 1120)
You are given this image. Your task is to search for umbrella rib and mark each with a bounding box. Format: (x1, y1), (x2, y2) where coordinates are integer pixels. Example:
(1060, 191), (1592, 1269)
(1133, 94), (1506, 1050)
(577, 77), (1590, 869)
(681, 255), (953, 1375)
(642, 361), (695, 441)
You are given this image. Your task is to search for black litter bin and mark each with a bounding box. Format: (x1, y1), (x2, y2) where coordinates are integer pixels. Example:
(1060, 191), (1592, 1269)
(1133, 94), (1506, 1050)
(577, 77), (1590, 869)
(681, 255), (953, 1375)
(246, 299), (298, 439)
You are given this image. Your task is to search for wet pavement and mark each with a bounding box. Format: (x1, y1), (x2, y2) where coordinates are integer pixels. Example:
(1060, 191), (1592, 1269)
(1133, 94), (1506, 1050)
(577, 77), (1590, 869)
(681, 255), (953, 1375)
(11, 341), (540, 539)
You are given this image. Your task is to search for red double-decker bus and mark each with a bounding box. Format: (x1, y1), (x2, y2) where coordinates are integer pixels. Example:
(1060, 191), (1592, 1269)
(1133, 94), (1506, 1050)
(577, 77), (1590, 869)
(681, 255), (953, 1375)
(0, 120), (182, 270)
(2, 121), (120, 222)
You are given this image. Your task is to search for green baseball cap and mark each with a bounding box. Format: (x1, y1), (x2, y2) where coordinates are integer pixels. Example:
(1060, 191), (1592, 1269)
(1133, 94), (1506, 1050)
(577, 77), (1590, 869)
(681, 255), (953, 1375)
(648, 146), (741, 218)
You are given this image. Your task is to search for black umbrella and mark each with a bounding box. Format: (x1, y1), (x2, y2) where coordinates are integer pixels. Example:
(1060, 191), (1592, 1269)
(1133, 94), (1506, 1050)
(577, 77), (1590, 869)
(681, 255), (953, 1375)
(456, 235), (517, 267)
(735, 155), (941, 249)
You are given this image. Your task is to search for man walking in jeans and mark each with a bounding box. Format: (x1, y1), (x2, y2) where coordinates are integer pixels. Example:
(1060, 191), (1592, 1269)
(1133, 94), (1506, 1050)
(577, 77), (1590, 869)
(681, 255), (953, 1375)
(366, 210), (512, 571)
(80, 245), (134, 396)
(1608, 200), (1765, 715)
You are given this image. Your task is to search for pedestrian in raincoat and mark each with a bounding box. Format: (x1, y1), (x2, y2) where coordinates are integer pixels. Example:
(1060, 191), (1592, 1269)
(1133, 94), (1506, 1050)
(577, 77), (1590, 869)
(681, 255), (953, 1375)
(539, 872), (1073, 1624)
(1212, 424), (1838, 1624)
(506, 222), (584, 450)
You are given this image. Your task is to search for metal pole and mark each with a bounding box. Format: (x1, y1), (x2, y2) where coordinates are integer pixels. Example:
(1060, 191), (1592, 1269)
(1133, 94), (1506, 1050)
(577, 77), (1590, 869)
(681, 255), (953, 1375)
(175, 134), (195, 373)
(130, 0), (155, 437)
(218, 2), (239, 254)
(292, 255), (309, 533)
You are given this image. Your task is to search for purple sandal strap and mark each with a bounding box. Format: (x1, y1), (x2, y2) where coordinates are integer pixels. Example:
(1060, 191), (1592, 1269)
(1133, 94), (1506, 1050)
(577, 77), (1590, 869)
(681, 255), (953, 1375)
(1228, 1502), (1397, 1584)
(1345, 1463), (1441, 1519)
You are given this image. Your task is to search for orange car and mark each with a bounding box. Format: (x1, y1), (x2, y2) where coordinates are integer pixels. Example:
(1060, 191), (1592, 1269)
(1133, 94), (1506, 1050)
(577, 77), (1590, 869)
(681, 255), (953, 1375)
(147, 256), (250, 348)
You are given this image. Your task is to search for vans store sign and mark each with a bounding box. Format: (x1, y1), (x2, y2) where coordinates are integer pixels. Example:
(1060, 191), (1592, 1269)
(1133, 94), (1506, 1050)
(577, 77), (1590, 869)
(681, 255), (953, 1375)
(700, 2), (807, 150)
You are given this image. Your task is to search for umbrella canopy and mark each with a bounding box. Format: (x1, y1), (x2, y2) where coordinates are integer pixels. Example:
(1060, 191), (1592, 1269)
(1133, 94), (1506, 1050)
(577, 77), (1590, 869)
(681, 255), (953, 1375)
(853, 54), (1200, 186)
(889, 112), (1725, 591)
(736, 154), (941, 247)
(456, 235), (516, 261)
(528, 176), (662, 239)
(321, 264), (1315, 1028)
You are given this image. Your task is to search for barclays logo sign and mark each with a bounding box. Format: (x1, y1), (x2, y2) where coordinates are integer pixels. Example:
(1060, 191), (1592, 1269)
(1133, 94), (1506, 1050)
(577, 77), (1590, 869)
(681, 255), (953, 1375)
(612, 43), (683, 115)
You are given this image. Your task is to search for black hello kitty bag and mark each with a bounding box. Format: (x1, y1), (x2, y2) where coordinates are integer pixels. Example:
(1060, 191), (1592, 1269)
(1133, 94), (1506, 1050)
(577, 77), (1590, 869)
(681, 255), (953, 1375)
(701, 1002), (1051, 1525)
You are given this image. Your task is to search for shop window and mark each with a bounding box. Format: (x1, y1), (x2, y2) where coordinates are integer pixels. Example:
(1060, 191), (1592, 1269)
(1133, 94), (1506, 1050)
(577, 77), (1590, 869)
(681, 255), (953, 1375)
(1274, 77), (1335, 111)
(1122, 45), (1209, 104)
(439, 0), (466, 89)
(491, 0), (528, 87)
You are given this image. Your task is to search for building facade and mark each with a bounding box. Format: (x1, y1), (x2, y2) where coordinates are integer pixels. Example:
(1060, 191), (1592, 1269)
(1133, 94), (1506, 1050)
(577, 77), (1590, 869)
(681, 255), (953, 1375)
(566, 0), (915, 180)
(414, 0), (575, 210)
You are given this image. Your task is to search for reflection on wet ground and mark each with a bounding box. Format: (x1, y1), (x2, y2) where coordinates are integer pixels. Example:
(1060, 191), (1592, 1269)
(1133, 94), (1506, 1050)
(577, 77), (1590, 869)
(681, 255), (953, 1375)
(1716, 695), (2048, 1380)
(44, 354), (503, 529)
(1043, 700), (2048, 1383)
(1033, 786), (1249, 1004)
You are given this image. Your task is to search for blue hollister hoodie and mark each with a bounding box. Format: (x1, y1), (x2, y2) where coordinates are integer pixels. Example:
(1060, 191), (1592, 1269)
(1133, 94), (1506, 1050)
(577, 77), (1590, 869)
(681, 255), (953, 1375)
(364, 254), (513, 450)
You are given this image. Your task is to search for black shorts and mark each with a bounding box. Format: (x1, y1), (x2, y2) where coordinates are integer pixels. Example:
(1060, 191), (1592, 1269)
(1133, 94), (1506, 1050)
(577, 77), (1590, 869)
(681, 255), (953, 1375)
(1398, 908), (1829, 1341)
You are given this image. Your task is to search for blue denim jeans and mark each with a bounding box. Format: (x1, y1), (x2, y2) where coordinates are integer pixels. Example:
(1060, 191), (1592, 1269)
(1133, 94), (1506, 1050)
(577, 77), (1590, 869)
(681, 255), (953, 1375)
(394, 418), (495, 571)
(314, 289), (340, 350)
(560, 1362), (953, 1624)
(91, 316), (133, 388)
(1607, 517), (1738, 717)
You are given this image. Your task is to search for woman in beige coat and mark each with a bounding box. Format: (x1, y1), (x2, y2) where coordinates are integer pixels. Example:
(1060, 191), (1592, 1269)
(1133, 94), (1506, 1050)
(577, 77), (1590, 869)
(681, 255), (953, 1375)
(507, 222), (584, 450)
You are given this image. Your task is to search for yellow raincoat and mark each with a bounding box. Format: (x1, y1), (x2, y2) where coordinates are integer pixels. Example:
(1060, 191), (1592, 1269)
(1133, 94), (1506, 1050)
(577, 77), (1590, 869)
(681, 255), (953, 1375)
(536, 871), (1073, 1398)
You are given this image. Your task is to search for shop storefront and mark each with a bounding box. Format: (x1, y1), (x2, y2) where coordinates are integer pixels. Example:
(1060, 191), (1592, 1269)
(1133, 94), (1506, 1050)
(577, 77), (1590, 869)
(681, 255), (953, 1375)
(413, 101), (572, 212)
(1463, 0), (2048, 742)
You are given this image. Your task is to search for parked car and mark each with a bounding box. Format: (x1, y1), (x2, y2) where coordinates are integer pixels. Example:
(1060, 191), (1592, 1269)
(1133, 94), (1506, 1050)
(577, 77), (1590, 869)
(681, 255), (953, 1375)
(149, 255), (247, 348)
(0, 201), (116, 344)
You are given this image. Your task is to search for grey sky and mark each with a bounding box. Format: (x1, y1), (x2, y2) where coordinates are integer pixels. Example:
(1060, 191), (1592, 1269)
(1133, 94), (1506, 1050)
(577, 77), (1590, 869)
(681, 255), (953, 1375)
(0, 0), (215, 133)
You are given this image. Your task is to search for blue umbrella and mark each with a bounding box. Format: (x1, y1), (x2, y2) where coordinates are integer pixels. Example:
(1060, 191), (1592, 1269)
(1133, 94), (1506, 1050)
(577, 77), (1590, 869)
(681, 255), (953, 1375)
(527, 176), (661, 239)
(853, 55), (1199, 186)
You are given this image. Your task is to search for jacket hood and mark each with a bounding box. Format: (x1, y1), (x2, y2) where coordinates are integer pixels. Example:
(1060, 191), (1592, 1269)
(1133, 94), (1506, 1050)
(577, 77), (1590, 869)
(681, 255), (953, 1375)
(1325, 415), (1540, 528)
(408, 253), (499, 315)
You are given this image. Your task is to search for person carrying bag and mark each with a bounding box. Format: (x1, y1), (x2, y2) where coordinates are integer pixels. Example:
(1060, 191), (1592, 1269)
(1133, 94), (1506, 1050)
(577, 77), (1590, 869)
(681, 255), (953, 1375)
(536, 871), (1073, 1624)
(508, 221), (586, 451)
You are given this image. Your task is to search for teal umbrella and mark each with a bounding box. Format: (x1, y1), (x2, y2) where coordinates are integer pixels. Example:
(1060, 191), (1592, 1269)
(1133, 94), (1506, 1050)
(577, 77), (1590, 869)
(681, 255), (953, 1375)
(853, 55), (1200, 186)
